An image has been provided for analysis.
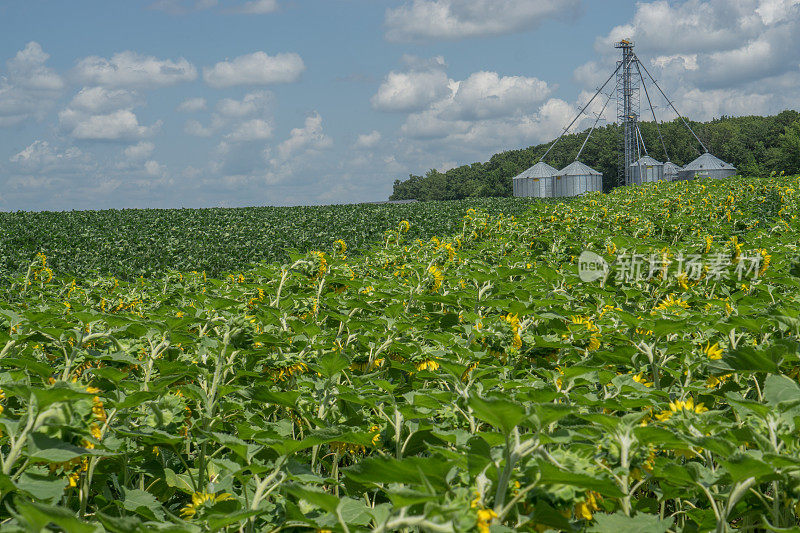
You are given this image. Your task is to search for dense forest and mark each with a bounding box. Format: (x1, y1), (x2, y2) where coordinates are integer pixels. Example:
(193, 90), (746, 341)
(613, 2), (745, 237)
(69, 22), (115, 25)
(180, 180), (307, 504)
(390, 110), (800, 200)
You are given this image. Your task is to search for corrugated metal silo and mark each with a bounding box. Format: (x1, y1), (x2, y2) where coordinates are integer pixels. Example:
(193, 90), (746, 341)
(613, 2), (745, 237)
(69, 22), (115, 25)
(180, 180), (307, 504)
(512, 161), (558, 198)
(630, 156), (664, 184)
(677, 153), (737, 181)
(553, 174), (563, 197)
(557, 161), (602, 197)
(663, 161), (681, 181)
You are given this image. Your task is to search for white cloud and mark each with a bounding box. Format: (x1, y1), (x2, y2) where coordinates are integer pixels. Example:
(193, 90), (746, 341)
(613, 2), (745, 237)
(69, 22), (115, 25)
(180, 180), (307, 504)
(59, 85), (160, 141)
(60, 109), (160, 141)
(372, 56), (551, 121)
(185, 119), (214, 137)
(441, 71), (552, 121)
(73, 51), (197, 88)
(371, 55), (584, 181)
(666, 87), (775, 120)
(69, 86), (141, 113)
(354, 130), (382, 149)
(571, 60), (609, 88)
(203, 51), (305, 88)
(10, 140), (85, 169)
(216, 90), (272, 117)
(401, 96), (573, 148)
(274, 112), (332, 161)
(144, 160), (167, 177)
(7, 42), (64, 91)
(597, 1), (753, 56)
(374, 56), (557, 148)
(585, 0), (800, 121)
(225, 118), (273, 141)
(124, 141), (156, 160)
(385, 0), (581, 42)
(177, 97), (207, 112)
(0, 42), (64, 127)
(757, 0), (800, 24)
(597, 0), (799, 78)
(651, 54), (699, 71)
(229, 0), (279, 14)
(184, 91), (272, 139)
(372, 58), (450, 112)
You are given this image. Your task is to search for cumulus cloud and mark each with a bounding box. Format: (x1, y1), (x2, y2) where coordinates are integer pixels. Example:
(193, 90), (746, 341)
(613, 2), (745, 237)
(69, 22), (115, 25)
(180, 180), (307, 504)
(7, 42), (64, 91)
(217, 90), (272, 117)
(10, 140), (86, 170)
(144, 159), (167, 177)
(373, 55), (556, 150)
(203, 51), (305, 88)
(372, 56), (450, 112)
(177, 97), (207, 112)
(63, 109), (160, 141)
(354, 130), (382, 149)
(385, 0), (581, 42)
(441, 71), (552, 121)
(274, 113), (332, 161)
(225, 118), (273, 141)
(58, 85), (160, 141)
(228, 0), (279, 14)
(73, 51), (197, 88)
(0, 42), (64, 127)
(184, 91), (273, 141)
(584, 0), (800, 121)
(372, 56), (552, 122)
(124, 141), (156, 160)
(370, 55), (580, 181)
(401, 97), (571, 147)
(185, 119), (214, 137)
(69, 86), (141, 113)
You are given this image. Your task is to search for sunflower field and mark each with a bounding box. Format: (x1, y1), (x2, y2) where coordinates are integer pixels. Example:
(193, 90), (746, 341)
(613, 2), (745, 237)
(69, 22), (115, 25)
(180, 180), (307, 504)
(1, 175), (800, 532)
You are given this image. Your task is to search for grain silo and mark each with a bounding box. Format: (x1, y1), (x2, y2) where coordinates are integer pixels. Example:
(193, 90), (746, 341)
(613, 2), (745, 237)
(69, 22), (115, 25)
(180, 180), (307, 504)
(677, 152), (737, 181)
(555, 161), (602, 197)
(663, 161), (681, 181)
(630, 156), (663, 184)
(512, 161), (558, 198)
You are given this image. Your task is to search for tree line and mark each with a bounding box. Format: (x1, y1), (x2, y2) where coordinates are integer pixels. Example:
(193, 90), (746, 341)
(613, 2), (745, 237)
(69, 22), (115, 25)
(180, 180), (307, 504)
(390, 110), (800, 201)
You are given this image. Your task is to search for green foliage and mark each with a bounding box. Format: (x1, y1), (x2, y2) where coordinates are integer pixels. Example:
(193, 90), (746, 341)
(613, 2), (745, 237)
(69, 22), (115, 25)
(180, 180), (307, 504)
(0, 175), (799, 531)
(0, 197), (543, 281)
(391, 110), (800, 200)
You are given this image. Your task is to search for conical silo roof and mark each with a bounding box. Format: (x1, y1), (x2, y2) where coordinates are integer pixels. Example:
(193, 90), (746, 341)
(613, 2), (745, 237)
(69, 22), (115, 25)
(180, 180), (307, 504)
(560, 160), (601, 176)
(630, 156), (663, 167)
(513, 161), (558, 179)
(682, 152), (735, 171)
(663, 161), (681, 173)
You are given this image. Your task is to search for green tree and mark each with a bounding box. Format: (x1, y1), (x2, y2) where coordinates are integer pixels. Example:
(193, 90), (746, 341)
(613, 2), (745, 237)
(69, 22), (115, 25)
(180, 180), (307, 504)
(778, 120), (800, 175)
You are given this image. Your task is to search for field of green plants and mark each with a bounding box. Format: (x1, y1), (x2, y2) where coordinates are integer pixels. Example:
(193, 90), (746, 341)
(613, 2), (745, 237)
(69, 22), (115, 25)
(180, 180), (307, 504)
(0, 198), (542, 280)
(1, 176), (799, 532)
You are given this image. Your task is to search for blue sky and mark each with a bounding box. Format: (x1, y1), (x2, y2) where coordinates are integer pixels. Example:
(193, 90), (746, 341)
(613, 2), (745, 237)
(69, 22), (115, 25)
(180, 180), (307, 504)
(1, 0), (799, 211)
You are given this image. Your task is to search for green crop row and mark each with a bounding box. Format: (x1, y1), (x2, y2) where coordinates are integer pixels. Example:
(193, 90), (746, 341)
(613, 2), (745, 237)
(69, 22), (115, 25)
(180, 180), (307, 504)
(0, 176), (799, 531)
(0, 198), (544, 281)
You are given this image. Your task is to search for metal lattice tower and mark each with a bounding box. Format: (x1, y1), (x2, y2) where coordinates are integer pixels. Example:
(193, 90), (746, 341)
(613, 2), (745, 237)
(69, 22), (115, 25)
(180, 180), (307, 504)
(615, 40), (639, 187)
(535, 39), (714, 193)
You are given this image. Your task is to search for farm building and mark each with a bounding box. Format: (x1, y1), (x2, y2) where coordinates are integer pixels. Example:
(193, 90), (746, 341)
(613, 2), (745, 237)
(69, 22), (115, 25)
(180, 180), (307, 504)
(512, 162), (558, 198)
(677, 153), (737, 181)
(554, 161), (602, 197)
(630, 156), (664, 184)
(663, 161), (681, 181)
